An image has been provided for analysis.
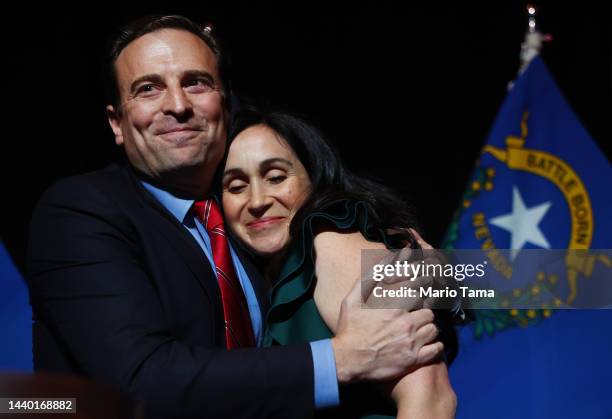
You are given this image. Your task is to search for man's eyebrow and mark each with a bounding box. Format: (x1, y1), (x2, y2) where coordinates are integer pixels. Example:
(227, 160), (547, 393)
(129, 74), (163, 94)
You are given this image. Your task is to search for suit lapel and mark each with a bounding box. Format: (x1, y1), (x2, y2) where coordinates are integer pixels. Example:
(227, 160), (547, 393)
(121, 166), (223, 312)
(119, 165), (270, 333)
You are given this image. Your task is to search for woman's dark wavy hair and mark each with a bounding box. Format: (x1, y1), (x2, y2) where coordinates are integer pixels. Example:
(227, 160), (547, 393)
(227, 107), (419, 240)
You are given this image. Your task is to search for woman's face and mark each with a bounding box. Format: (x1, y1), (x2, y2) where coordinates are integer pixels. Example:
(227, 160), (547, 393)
(222, 124), (312, 257)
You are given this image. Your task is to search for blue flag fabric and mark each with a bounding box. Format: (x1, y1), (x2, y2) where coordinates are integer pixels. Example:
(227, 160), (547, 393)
(0, 242), (33, 371)
(445, 57), (612, 419)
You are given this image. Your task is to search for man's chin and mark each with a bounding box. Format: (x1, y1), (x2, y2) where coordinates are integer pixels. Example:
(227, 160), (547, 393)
(160, 160), (206, 178)
(158, 130), (202, 146)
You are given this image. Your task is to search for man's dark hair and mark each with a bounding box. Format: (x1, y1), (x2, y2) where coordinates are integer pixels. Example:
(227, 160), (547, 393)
(106, 14), (228, 113)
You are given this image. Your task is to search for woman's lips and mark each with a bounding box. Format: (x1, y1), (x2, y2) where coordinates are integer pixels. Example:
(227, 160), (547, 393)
(246, 217), (285, 230)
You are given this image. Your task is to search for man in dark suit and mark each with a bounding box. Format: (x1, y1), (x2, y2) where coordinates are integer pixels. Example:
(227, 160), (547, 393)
(26, 15), (448, 418)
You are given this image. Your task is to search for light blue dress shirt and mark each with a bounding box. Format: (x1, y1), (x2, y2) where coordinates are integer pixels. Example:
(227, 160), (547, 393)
(141, 182), (339, 408)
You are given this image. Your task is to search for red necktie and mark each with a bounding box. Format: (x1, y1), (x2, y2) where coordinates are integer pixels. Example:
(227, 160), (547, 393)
(193, 199), (256, 349)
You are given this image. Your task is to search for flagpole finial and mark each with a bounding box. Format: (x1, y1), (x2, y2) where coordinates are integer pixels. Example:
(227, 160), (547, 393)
(518, 4), (552, 74)
(527, 4), (538, 33)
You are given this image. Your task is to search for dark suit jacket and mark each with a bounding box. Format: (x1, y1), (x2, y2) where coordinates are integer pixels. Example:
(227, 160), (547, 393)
(26, 164), (315, 419)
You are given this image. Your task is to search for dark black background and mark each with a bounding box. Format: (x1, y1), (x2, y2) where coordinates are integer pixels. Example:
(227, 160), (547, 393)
(2, 2), (610, 272)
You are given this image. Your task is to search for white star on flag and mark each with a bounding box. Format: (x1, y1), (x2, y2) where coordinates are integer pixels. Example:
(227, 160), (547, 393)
(489, 186), (552, 259)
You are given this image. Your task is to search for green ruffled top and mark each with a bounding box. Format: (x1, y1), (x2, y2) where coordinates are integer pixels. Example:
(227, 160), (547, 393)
(264, 199), (397, 419)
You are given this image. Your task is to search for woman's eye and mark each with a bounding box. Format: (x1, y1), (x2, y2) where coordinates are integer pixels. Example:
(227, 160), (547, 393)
(227, 183), (247, 193)
(268, 175), (287, 184)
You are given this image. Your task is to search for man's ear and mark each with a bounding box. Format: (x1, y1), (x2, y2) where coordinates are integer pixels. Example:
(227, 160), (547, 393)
(106, 105), (124, 146)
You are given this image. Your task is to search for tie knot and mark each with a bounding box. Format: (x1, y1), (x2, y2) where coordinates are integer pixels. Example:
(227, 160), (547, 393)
(193, 199), (224, 232)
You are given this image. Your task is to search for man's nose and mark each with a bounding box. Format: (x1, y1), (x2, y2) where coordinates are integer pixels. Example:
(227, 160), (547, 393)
(162, 85), (191, 116)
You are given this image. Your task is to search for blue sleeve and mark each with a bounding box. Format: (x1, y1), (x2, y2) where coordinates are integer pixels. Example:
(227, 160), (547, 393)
(309, 339), (340, 409)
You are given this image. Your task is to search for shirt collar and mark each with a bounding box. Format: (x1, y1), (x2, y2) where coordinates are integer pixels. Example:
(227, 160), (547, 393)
(141, 181), (194, 224)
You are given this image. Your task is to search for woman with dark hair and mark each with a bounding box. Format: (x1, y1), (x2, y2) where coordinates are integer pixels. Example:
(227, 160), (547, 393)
(221, 108), (457, 419)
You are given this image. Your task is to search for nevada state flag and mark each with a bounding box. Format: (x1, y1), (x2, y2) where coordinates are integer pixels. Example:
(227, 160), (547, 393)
(445, 56), (612, 419)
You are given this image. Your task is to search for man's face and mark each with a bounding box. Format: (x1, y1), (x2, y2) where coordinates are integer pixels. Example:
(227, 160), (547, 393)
(108, 29), (226, 191)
